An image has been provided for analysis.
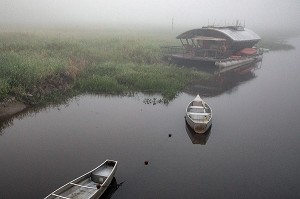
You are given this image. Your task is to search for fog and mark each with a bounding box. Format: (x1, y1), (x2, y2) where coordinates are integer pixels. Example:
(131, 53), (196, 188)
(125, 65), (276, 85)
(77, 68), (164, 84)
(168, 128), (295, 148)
(1, 0), (300, 32)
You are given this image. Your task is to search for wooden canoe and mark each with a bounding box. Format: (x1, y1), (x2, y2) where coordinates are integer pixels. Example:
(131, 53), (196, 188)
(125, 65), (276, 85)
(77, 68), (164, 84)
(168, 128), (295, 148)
(185, 94), (212, 134)
(44, 159), (117, 199)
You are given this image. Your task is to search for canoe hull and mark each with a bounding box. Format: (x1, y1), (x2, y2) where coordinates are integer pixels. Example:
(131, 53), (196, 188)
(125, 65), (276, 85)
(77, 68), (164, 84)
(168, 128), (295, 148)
(185, 94), (212, 134)
(44, 160), (117, 199)
(186, 115), (212, 134)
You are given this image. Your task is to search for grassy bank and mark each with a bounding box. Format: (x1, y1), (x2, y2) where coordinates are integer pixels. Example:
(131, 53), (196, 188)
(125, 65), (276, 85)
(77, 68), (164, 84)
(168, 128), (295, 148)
(75, 62), (205, 99)
(0, 30), (208, 105)
(1, 27), (297, 106)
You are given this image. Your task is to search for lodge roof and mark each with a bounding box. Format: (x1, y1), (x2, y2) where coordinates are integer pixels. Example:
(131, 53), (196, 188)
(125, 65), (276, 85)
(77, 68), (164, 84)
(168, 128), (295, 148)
(177, 26), (261, 42)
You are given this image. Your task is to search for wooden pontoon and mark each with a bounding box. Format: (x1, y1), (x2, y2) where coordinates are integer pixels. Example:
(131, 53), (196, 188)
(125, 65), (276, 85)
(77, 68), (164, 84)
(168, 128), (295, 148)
(162, 25), (263, 69)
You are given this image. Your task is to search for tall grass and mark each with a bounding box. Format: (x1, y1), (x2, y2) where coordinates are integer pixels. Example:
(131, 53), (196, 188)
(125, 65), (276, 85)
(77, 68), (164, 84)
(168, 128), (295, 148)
(75, 62), (207, 99)
(1, 52), (66, 86)
(0, 30), (207, 104)
(0, 78), (9, 101)
(1, 27), (297, 105)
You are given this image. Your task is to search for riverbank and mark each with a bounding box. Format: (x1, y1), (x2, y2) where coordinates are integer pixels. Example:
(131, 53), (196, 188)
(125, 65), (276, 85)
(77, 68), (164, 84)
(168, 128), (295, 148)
(0, 100), (27, 120)
(0, 28), (297, 119)
(0, 29), (210, 118)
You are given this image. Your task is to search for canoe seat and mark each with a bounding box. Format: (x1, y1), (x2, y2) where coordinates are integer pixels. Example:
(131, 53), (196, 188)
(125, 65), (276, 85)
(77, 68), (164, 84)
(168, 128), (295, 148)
(189, 114), (202, 120)
(91, 173), (107, 184)
(193, 101), (203, 106)
(188, 113), (209, 121)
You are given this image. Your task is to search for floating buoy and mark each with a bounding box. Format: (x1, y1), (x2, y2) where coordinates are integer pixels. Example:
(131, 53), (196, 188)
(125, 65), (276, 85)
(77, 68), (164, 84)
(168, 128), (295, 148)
(168, 134), (172, 137)
(144, 161), (149, 165)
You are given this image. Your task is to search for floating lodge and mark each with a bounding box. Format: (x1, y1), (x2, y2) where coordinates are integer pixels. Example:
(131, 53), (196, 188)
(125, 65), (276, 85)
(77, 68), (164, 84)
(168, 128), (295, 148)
(163, 25), (264, 72)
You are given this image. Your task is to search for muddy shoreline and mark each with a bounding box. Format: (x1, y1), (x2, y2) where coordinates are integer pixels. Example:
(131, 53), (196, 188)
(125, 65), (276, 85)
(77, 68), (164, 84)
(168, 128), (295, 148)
(0, 101), (28, 120)
(0, 75), (240, 121)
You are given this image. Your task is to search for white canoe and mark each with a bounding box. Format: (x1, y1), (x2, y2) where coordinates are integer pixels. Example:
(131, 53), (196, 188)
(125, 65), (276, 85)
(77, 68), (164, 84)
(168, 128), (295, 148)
(44, 160), (117, 199)
(185, 94), (212, 134)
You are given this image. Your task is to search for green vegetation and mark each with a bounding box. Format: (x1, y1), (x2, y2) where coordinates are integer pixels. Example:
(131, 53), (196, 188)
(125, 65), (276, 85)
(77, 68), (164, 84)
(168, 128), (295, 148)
(0, 30), (208, 105)
(0, 78), (9, 101)
(1, 27), (296, 106)
(75, 62), (205, 99)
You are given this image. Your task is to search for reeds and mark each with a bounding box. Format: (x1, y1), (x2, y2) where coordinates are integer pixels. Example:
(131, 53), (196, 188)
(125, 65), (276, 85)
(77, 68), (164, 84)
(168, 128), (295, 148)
(0, 78), (9, 101)
(0, 30), (208, 104)
(75, 62), (206, 99)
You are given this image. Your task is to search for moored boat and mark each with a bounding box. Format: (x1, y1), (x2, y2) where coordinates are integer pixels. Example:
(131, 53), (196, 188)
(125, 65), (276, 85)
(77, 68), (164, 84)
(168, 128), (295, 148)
(162, 25), (263, 70)
(185, 94), (212, 134)
(44, 159), (117, 199)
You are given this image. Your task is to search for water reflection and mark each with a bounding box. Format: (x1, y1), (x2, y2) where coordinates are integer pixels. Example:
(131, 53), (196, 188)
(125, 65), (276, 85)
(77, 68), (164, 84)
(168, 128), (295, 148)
(0, 98), (73, 135)
(0, 118), (13, 135)
(0, 107), (31, 135)
(2, 37), (300, 198)
(100, 178), (123, 199)
(185, 122), (212, 145)
(0, 62), (261, 133)
(185, 61), (261, 97)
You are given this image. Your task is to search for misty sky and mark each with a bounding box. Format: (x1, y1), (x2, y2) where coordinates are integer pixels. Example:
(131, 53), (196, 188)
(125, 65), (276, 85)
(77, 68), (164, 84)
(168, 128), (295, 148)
(1, 0), (299, 30)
